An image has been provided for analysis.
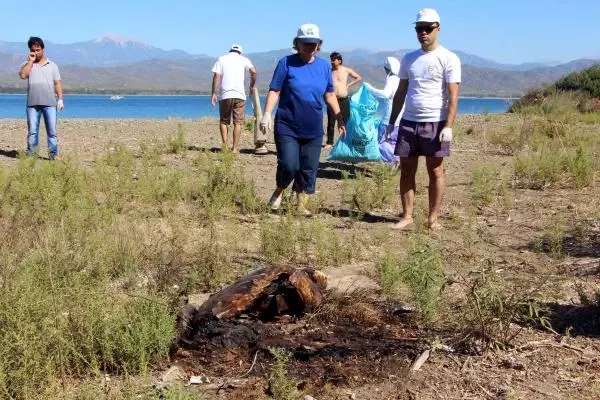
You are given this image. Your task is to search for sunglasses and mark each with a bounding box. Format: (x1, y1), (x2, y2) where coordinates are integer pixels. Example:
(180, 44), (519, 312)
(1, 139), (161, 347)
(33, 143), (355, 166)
(415, 24), (438, 34)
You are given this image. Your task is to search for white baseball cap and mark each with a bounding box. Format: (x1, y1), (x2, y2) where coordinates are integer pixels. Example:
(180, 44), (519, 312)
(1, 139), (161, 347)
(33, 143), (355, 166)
(415, 8), (440, 24)
(296, 23), (321, 43)
(230, 44), (243, 53)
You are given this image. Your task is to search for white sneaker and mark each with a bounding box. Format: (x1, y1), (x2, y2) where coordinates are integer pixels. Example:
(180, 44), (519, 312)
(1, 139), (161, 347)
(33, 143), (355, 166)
(268, 191), (283, 210)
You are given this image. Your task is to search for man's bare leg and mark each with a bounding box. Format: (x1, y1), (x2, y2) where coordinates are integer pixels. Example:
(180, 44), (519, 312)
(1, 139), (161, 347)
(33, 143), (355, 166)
(391, 156), (418, 230)
(232, 123), (242, 153)
(426, 156), (445, 231)
(219, 123), (229, 150)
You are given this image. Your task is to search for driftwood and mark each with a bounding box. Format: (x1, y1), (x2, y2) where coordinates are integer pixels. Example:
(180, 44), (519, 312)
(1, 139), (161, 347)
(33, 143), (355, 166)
(177, 266), (327, 345)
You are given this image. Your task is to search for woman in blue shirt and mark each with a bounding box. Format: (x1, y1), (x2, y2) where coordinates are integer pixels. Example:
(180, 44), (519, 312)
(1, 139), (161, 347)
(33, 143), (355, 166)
(260, 23), (346, 216)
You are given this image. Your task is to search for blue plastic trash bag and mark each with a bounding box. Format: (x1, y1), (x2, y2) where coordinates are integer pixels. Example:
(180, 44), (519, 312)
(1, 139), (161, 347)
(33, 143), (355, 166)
(327, 85), (382, 163)
(378, 122), (399, 164)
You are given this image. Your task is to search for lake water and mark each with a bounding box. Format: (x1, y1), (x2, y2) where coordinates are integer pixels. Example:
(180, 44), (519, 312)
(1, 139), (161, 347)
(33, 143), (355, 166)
(0, 94), (514, 119)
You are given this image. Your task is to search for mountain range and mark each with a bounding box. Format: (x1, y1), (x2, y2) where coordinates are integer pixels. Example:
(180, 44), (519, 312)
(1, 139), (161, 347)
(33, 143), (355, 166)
(1, 36), (598, 97)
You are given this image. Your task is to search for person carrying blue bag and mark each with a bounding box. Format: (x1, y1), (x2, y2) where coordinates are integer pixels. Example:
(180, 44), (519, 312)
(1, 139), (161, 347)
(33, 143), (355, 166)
(327, 84), (381, 163)
(363, 56), (402, 165)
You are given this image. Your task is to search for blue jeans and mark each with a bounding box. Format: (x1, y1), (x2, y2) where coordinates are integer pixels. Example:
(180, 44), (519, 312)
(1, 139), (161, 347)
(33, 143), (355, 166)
(26, 106), (58, 158)
(275, 134), (322, 194)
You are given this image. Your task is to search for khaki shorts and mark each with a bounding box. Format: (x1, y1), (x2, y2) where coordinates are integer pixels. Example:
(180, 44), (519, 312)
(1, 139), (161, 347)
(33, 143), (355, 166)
(219, 98), (246, 125)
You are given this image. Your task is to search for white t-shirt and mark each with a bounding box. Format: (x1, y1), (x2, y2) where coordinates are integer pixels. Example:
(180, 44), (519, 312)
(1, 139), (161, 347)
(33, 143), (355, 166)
(211, 52), (254, 100)
(400, 46), (461, 122)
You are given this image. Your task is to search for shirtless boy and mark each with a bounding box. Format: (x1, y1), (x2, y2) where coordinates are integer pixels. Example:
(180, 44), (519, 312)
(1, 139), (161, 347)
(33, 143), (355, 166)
(326, 52), (361, 149)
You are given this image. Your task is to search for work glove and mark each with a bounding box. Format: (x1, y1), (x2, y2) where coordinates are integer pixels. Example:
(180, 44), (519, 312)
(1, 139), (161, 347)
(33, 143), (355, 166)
(385, 124), (395, 141)
(57, 99), (64, 111)
(260, 112), (272, 134)
(440, 127), (452, 143)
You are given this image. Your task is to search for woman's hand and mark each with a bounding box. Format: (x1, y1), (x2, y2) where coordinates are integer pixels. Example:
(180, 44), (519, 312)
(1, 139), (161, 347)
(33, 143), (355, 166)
(260, 112), (273, 134)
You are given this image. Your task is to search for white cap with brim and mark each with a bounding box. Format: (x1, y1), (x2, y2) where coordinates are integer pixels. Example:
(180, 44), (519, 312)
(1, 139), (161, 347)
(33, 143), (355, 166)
(296, 23), (321, 43)
(415, 8), (440, 24)
(230, 44), (243, 53)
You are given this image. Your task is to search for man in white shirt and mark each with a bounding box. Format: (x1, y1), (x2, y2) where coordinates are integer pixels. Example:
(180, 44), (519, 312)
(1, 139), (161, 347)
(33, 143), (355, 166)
(388, 8), (461, 231)
(211, 44), (257, 153)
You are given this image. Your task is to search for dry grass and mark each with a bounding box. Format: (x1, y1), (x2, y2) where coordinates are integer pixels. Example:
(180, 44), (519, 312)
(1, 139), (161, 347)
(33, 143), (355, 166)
(0, 100), (599, 398)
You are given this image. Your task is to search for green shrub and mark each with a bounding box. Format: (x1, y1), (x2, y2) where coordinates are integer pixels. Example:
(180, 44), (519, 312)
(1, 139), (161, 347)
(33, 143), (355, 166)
(260, 214), (358, 266)
(554, 65), (600, 98)
(267, 348), (298, 400)
(198, 151), (263, 216)
(458, 270), (551, 351)
(377, 236), (446, 320)
(0, 142), (269, 398)
(166, 123), (186, 154)
(515, 144), (595, 189)
(509, 65), (600, 119)
(341, 164), (397, 213)
(471, 165), (496, 207)
(514, 145), (563, 189)
(565, 147), (595, 188)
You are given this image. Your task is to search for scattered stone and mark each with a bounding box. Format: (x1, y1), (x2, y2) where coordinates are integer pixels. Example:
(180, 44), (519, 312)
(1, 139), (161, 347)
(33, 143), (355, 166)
(439, 344), (455, 353)
(392, 305), (416, 315)
(254, 144), (269, 155)
(324, 264), (379, 292)
(500, 358), (526, 371)
(187, 292), (211, 306)
(155, 365), (185, 388)
(410, 349), (431, 371)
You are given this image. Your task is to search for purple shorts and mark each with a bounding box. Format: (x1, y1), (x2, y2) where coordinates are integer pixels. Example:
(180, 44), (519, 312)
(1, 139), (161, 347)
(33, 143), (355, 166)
(394, 119), (450, 158)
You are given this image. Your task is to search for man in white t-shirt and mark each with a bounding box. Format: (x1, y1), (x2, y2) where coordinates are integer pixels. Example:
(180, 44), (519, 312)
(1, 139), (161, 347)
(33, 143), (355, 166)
(211, 44), (257, 153)
(388, 8), (461, 231)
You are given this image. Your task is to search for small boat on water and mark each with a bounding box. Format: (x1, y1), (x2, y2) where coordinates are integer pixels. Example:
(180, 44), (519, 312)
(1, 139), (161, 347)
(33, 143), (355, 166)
(109, 95), (124, 100)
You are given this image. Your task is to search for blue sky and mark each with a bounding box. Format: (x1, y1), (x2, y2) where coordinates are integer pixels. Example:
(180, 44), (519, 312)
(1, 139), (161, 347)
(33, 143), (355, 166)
(1, 0), (598, 64)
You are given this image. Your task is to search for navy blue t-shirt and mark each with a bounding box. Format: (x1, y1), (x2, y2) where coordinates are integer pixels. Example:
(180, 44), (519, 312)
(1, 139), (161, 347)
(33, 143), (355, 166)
(269, 54), (334, 139)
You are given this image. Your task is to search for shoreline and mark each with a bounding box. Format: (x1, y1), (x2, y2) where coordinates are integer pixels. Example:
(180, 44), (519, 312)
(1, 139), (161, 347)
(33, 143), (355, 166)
(0, 112), (511, 123)
(0, 93), (520, 100)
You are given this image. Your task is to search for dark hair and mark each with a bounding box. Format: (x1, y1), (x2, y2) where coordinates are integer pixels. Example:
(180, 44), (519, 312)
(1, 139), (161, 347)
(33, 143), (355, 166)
(330, 52), (342, 63)
(27, 36), (44, 50)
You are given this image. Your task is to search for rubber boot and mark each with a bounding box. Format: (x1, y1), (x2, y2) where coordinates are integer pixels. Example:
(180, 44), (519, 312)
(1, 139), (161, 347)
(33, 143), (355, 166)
(297, 192), (313, 217)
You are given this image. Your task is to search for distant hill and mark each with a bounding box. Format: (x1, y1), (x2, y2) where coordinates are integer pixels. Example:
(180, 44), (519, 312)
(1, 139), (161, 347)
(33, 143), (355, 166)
(0, 34), (202, 66)
(328, 48), (560, 71)
(1, 37), (598, 96)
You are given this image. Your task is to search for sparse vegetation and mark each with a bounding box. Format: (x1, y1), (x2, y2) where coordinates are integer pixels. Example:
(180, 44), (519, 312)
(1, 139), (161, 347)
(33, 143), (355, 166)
(0, 102), (599, 399)
(0, 143), (265, 398)
(166, 122), (187, 154)
(509, 66), (600, 123)
(471, 164), (497, 207)
(267, 348), (299, 400)
(454, 269), (551, 351)
(341, 163), (397, 214)
(378, 235), (446, 320)
(260, 212), (359, 266)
